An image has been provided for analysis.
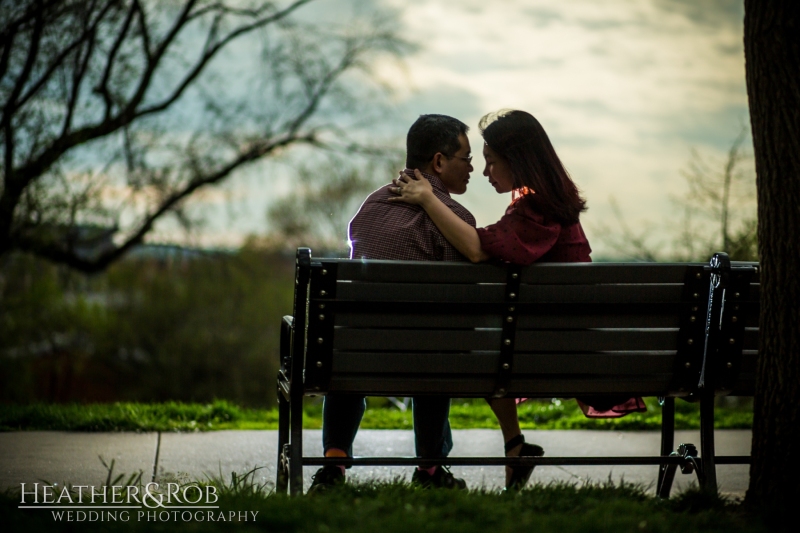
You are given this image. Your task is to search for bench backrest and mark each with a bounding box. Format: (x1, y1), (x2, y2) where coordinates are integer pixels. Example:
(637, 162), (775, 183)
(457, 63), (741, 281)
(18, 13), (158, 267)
(290, 250), (758, 400)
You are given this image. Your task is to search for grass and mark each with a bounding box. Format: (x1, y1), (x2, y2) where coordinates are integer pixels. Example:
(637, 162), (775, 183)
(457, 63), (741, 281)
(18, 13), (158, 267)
(0, 398), (753, 432)
(0, 473), (769, 533)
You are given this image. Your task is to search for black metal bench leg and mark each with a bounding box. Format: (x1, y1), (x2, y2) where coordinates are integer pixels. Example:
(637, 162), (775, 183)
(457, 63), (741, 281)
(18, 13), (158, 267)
(657, 398), (676, 498)
(276, 380), (290, 494)
(289, 386), (304, 495)
(699, 392), (718, 493)
(658, 459), (679, 499)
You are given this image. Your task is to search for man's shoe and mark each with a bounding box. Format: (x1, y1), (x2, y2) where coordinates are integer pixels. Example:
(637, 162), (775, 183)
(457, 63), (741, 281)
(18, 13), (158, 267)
(411, 466), (467, 490)
(308, 465), (344, 494)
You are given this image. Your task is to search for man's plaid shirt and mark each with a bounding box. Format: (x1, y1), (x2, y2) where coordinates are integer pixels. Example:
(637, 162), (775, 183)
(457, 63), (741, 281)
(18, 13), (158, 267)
(348, 170), (477, 261)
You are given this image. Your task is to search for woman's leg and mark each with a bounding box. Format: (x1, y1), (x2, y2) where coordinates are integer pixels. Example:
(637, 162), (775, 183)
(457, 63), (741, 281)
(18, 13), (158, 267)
(486, 398), (522, 485)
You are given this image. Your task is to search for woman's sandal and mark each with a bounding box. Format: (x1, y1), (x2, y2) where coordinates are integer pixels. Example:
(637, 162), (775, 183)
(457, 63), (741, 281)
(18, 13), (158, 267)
(505, 434), (545, 491)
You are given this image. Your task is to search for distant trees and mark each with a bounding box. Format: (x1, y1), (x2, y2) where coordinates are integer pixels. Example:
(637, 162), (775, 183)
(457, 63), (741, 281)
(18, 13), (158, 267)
(743, 0), (800, 518)
(0, 247), (294, 406)
(677, 129), (757, 261)
(0, 0), (406, 272)
(596, 130), (758, 262)
(256, 156), (401, 255)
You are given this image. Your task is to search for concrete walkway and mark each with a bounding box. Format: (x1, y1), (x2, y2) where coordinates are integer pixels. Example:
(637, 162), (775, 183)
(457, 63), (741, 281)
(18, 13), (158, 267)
(0, 429), (752, 497)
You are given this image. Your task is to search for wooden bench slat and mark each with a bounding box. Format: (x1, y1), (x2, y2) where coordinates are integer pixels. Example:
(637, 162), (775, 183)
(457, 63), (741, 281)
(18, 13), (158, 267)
(333, 329), (500, 351)
(507, 378), (674, 396)
(740, 351), (757, 372)
(747, 284), (760, 301)
(517, 313), (680, 329)
(334, 282), (685, 304)
(334, 312), (682, 329)
(326, 376), (491, 395)
(330, 259), (704, 285)
(331, 351), (677, 375)
(519, 263), (698, 284)
(322, 300), (686, 316)
(515, 330), (679, 351)
(336, 313), (502, 328)
(743, 328), (759, 349)
(333, 260), (507, 283)
(518, 284), (684, 304)
(332, 352), (497, 373)
(326, 376), (674, 396)
(333, 328), (680, 352)
(336, 282), (505, 302)
(731, 375), (756, 395)
(515, 352), (676, 373)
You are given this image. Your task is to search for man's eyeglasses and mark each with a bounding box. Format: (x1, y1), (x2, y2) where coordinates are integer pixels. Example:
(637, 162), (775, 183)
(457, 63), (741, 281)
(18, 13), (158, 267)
(448, 155), (473, 164)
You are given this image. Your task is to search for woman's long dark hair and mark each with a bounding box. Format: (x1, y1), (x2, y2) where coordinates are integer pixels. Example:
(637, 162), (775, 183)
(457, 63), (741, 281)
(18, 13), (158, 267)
(480, 110), (587, 225)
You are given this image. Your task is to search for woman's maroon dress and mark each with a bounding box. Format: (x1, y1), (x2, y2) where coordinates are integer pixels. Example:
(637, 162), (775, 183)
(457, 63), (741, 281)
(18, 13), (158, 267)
(475, 193), (646, 418)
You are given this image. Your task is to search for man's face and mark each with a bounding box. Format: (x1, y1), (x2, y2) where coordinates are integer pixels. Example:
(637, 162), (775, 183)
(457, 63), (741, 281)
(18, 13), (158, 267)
(437, 134), (473, 195)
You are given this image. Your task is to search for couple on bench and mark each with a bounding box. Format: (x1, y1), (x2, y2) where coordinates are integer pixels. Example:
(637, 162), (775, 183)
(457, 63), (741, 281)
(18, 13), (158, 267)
(310, 111), (645, 493)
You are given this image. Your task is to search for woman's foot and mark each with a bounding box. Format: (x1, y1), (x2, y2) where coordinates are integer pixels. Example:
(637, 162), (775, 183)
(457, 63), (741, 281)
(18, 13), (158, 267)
(504, 434), (544, 491)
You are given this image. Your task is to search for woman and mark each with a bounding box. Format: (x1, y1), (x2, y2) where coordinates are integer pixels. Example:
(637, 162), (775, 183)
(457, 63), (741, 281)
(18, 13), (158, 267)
(389, 109), (645, 490)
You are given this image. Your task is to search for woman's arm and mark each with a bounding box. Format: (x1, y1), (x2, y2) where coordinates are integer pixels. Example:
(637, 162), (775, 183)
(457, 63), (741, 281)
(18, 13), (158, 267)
(388, 170), (490, 263)
(418, 194), (490, 263)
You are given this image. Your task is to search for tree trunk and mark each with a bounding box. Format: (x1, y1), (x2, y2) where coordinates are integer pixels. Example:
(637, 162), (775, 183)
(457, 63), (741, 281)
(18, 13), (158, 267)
(744, 0), (800, 517)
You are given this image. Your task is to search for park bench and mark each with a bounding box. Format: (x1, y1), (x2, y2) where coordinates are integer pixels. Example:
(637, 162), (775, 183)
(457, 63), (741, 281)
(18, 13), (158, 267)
(276, 248), (759, 496)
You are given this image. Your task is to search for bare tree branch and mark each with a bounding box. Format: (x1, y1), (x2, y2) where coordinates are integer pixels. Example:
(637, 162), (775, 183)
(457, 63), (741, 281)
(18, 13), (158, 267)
(11, 1), (312, 189)
(1, 0), (407, 269)
(96, 0), (138, 118)
(136, 0), (313, 118)
(0, 0), (64, 81)
(62, 21), (98, 136)
(186, 2), (275, 22)
(12, 1), (116, 112)
(601, 197), (660, 261)
(15, 130), (319, 272)
(285, 45), (358, 135)
(118, 0), (197, 118)
(131, 0), (151, 60)
(0, 16), (19, 82)
(1, 5), (44, 131)
(720, 127), (748, 250)
(4, 1), (196, 193)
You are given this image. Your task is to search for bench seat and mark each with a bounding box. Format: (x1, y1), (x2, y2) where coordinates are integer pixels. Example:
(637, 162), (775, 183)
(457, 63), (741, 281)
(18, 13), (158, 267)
(275, 248), (759, 496)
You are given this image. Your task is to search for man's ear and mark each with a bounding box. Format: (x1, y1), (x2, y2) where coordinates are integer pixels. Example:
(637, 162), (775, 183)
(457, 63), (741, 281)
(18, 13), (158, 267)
(431, 152), (446, 174)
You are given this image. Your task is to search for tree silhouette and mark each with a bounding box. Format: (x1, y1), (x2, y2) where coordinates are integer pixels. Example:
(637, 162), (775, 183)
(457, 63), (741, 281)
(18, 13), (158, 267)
(743, 0), (800, 518)
(0, 0), (406, 271)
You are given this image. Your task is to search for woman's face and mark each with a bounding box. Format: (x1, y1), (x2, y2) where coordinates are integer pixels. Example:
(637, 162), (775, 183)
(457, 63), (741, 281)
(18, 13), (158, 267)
(483, 144), (515, 194)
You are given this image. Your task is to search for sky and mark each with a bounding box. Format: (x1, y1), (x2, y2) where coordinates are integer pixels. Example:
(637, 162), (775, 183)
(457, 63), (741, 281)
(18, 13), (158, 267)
(153, 0), (752, 258)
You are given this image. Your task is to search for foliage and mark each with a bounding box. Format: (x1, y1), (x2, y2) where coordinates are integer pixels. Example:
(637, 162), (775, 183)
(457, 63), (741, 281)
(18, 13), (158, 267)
(0, 398), (753, 432)
(0, 400), (274, 431)
(598, 130), (757, 262)
(0, 479), (769, 533)
(0, 248), (295, 407)
(256, 156), (402, 256)
(0, 0), (408, 271)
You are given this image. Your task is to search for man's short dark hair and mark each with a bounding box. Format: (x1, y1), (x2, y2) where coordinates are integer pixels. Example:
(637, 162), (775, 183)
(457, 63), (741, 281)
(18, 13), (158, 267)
(406, 114), (469, 169)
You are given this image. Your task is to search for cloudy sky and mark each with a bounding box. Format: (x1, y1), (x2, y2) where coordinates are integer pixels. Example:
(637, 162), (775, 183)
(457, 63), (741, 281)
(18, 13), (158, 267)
(170, 0), (751, 257)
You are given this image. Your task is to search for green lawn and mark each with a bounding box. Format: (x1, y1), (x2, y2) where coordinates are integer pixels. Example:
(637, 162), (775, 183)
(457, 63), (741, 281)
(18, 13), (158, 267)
(0, 398), (752, 432)
(1, 479), (770, 533)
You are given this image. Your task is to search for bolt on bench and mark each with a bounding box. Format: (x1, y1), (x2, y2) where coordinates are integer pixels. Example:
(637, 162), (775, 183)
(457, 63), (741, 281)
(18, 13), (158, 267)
(276, 248), (759, 496)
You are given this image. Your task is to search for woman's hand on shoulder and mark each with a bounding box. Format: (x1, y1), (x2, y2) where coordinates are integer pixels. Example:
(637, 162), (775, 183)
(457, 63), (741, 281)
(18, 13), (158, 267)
(388, 169), (434, 206)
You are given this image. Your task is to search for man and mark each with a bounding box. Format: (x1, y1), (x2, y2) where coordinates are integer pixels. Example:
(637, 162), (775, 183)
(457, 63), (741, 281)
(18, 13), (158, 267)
(309, 114), (475, 491)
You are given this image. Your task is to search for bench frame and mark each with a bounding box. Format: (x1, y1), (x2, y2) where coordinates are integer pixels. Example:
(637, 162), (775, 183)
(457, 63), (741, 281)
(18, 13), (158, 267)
(276, 248), (758, 496)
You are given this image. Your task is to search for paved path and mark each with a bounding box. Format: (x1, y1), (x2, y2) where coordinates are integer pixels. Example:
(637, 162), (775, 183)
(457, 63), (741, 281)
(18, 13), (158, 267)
(0, 430), (751, 497)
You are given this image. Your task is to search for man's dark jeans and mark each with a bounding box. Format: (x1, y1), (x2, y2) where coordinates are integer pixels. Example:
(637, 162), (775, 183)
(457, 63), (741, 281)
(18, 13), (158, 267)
(322, 394), (453, 459)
